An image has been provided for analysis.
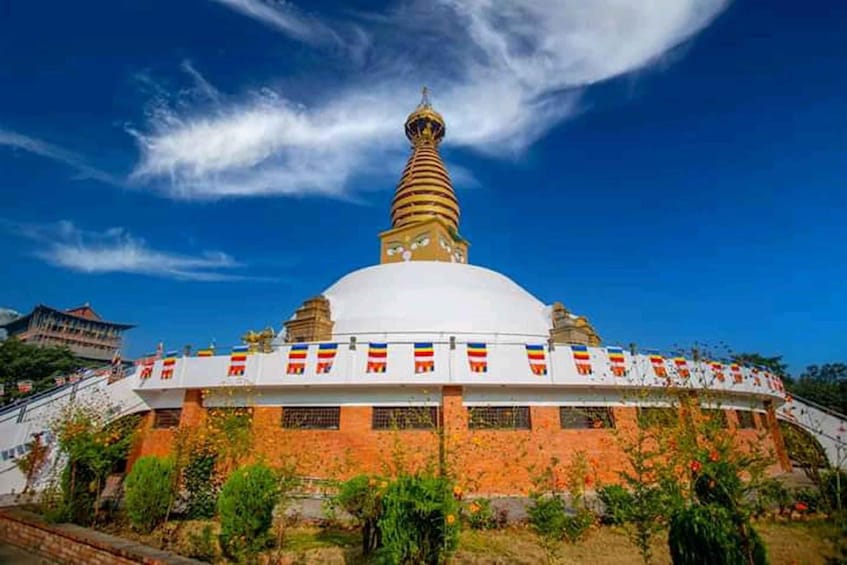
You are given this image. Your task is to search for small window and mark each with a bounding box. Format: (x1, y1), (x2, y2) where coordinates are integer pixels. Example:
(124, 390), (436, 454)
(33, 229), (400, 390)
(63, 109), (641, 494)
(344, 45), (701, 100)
(153, 408), (182, 429)
(702, 409), (728, 429)
(468, 406), (531, 430)
(756, 412), (769, 431)
(736, 410), (757, 429)
(373, 406), (439, 430)
(560, 407), (615, 429)
(637, 407), (678, 428)
(282, 407), (340, 430)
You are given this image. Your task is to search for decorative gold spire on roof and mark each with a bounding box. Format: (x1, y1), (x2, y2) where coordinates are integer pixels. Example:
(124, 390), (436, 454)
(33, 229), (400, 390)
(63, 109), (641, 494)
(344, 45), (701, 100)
(391, 87), (459, 232)
(379, 89), (469, 265)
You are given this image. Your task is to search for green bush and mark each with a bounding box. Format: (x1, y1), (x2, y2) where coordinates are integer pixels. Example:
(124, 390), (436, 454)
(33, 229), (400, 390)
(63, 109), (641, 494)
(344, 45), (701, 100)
(597, 484), (634, 525)
(753, 480), (791, 516)
(463, 498), (503, 530)
(527, 494), (568, 541)
(821, 470), (847, 512)
(528, 494), (594, 544)
(335, 475), (384, 554)
(123, 456), (176, 533)
(186, 523), (219, 563)
(794, 487), (822, 513)
(669, 504), (767, 565)
(217, 463), (280, 560)
(378, 475), (459, 564)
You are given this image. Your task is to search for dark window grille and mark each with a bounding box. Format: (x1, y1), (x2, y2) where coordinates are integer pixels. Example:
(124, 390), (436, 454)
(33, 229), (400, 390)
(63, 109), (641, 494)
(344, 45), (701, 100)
(468, 406), (531, 430)
(637, 407), (679, 428)
(756, 412), (769, 431)
(736, 410), (757, 429)
(282, 407), (340, 430)
(560, 406), (615, 429)
(153, 408), (182, 429)
(702, 409), (729, 429)
(373, 406), (439, 430)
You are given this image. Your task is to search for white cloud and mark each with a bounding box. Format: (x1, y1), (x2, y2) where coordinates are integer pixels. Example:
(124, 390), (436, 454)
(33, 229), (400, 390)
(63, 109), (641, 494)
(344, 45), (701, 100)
(6, 220), (253, 281)
(131, 0), (729, 200)
(210, 0), (349, 47)
(0, 129), (121, 186)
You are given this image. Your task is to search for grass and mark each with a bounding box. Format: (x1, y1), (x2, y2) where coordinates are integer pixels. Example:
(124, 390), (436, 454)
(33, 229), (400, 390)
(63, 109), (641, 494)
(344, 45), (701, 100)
(97, 517), (840, 564)
(271, 520), (838, 564)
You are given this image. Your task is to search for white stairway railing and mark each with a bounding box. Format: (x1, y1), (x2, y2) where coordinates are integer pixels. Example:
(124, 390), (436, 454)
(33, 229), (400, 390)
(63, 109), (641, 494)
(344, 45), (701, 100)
(777, 395), (847, 469)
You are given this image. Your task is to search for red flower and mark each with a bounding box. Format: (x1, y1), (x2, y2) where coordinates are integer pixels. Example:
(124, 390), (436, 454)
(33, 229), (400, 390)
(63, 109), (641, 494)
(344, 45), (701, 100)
(709, 450), (719, 462)
(690, 460), (702, 473)
(794, 502), (808, 512)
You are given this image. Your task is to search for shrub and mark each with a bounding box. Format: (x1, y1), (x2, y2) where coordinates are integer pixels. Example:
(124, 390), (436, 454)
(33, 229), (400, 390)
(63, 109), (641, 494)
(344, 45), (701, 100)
(217, 463), (280, 560)
(597, 484), (634, 525)
(669, 504), (767, 565)
(820, 469), (847, 512)
(794, 487), (822, 513)
(124, 456), (176, 533)
(562, 507), (594, 543)
(753, 480), (791, 517)
(463, 498), (502, 530)
(335, 475), (385, 554)
(186, 523), (219, 563)
(527, 494), (568, 541)
(378, 475), (460, 564)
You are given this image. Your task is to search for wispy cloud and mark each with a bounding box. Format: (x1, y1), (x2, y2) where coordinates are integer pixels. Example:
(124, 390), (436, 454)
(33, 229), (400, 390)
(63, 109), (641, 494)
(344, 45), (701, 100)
(131, 0), (730, 200)
(210, 0), (350, 47)
(4, 220), (256, 281)
(0, 129), (122, 186)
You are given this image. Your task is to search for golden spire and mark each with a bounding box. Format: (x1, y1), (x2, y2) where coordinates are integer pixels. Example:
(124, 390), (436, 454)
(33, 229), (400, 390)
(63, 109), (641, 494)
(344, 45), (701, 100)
(391, 87), (460, 232)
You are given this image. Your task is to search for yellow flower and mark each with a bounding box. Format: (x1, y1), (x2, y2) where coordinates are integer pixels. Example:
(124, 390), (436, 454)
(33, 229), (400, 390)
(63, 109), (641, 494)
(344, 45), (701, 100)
(446, 514), (456, 525)
(453, 485), (463, 498)
(380, 481), (388, 489)
(469, 502), (480, 514)
(368, 477), (377, 487)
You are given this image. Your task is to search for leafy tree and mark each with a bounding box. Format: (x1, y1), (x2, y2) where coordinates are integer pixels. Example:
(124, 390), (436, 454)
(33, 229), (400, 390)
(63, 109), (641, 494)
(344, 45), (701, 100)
(730, 353), (789, 380)
(0, 338), (80, 404)
(790, 363), (846, 414)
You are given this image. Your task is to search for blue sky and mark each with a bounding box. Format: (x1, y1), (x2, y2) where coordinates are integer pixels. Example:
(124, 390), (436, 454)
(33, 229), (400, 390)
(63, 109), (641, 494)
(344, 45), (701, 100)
(0, 0), (844, 373)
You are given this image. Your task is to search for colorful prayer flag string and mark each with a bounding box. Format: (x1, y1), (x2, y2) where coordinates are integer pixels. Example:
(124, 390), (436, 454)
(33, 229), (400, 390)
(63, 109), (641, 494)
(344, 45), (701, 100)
(367, 343), (387, 373)
(467, 343), (488, 373)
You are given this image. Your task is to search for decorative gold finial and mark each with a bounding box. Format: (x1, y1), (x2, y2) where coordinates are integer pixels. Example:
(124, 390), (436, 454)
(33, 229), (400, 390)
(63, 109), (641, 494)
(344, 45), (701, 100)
(405, 87), (445, 146)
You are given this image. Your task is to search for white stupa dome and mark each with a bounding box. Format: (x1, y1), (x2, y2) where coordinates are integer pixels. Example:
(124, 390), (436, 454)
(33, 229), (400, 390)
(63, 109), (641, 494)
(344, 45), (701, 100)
(322, 262), (552, 342)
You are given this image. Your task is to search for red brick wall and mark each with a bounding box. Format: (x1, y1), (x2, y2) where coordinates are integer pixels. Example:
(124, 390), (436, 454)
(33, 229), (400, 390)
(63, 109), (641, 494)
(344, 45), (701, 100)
(128, 386), (788, 494)
(0, 509), (193, 564)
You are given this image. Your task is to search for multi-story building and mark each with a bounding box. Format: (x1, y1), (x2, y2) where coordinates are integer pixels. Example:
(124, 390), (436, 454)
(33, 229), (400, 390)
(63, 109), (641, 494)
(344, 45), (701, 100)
(0, 303), (133, 363)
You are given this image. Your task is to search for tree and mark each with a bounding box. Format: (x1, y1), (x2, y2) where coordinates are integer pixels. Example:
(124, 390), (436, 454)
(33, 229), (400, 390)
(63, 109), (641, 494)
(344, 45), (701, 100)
(730, 353), (789, 380)
(0, 338), (80, 404)
(791, 363), (847, 414)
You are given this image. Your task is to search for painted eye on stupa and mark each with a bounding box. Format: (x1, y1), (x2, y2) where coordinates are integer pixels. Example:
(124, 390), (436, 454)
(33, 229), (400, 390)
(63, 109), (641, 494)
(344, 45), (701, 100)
(386, 244), (404, 256)
(412, 234), (430, 248)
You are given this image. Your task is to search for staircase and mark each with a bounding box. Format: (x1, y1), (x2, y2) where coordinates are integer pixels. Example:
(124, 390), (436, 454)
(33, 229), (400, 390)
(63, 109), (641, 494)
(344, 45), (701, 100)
(777, 394), (847, 469)
(0, 372), (145, 495)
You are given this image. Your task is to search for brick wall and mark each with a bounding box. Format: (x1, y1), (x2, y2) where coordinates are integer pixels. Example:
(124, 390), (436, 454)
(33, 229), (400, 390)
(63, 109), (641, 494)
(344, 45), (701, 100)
(129, 386), (788, 495)
(0, 508), (198, 564)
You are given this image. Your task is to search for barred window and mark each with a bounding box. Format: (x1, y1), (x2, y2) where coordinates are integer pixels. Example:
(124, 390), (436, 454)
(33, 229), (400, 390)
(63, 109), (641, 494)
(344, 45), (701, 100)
(637, 407), (679, 428)
(153, 408), (182, 429)
(756, 412), (769, 431)
(736, 410), (757, 429)
(373, 407), (439, 430)
(702, 409), (729, 429)
(282, 407), (340, 430)
(468, 406), (531, 430)
(736, 410), (758, 429)
(560, 407), (615, 429)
